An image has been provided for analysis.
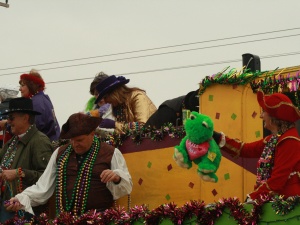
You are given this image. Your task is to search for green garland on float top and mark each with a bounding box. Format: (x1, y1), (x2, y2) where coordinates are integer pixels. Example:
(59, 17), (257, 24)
(199, 67), (266, 96)
(199, 66), (300, 109)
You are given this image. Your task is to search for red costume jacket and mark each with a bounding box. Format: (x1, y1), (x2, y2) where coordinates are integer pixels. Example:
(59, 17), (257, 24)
(222, 127), (300, 200)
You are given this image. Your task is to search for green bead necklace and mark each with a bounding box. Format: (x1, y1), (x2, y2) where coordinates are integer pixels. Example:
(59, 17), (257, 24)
(256, 134), (278, 187)
(113, 104), (126, 122)
(0, 136), (19, 170)
(56, 136), (99, 216)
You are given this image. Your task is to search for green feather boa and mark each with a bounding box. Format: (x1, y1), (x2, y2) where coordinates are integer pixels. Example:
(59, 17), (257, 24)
(85, 96), (96, 112)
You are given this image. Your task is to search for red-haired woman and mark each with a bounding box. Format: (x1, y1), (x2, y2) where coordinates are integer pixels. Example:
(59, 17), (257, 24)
(19, 69), (60, 142)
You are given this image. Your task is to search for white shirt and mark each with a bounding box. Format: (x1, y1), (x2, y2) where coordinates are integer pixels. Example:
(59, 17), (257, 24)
(15, 147), (133, 215)
(99, 104), (115, 133)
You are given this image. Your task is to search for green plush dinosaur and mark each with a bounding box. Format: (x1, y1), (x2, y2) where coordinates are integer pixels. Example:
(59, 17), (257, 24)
(173, 111), (222, 182)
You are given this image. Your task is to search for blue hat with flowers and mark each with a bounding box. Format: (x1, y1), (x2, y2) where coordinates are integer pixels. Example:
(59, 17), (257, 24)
(94, 75), (130, 104)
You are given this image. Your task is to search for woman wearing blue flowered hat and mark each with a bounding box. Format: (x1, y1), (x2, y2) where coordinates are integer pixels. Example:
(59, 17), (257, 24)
(95, 75), (157, 133)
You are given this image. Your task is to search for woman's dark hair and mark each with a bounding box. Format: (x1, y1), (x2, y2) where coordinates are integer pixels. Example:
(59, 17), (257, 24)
(89, 72), (109, 95)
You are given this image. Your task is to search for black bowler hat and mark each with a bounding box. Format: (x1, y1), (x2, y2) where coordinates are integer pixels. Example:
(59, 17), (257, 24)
(1, 97), (41, 115)
(94, 75), (130, 104)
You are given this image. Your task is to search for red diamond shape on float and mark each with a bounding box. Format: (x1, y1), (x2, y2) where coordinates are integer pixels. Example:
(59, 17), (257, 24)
(188, 182), (194, 189)
(138, 178), (143, 185)
(212, 189), (218, 196)
(167, 164), (172, 171)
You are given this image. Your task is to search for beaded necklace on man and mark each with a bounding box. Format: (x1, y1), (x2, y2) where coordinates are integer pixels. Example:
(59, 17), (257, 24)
(256, 134), (279, 187)
(56, 136), (100, 216)
(256, 124), (293, 187)
(0, 125), (34, 170)
(0, 136), (19, 170)
(0, 125), (33, 197)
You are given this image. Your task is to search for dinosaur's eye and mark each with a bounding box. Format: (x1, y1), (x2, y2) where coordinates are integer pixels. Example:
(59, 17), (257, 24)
(202, 121), (208, 128)
(190, 115), (196, 120)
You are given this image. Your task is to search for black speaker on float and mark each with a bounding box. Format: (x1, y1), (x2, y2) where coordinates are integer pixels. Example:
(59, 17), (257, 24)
(242, 53), (261, 72)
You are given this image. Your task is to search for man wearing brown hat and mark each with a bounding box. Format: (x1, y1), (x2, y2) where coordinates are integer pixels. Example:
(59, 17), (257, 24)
(5, 113), (132, 217)
(0, 97), (53, 222)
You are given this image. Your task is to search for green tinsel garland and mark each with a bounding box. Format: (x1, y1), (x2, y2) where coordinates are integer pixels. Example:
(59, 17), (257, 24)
(199, 67), (265, 96)
(272, 195), (300, 216)
(98, 123), (186, 148)
(52, 123), (185, 150)
(199, 67), (300, 109)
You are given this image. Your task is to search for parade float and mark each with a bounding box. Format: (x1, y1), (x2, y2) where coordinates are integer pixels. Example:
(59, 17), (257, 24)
(110, 64), (300, 225)
(4, 64), (300, 225)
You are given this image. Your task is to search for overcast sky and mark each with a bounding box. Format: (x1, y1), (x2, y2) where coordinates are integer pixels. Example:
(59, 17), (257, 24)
(1, 0), (300, 126)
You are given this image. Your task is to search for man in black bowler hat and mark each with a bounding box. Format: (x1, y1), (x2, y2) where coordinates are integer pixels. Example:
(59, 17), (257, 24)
(0, 97), (53, 222)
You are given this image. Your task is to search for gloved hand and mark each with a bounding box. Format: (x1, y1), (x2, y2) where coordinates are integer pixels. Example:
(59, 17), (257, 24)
(212, 131), (222, 144)
(98, 103), (110, 117)
(99, 119), (115, 129)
